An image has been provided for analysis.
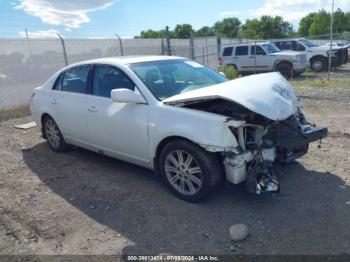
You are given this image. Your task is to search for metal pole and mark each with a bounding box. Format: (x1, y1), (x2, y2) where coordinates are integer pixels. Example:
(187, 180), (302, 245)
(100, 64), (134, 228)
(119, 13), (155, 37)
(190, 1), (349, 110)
(115, 34), (124, 56)
(165, 26), (172, 56)
(189, 33), (195, 60)
(327, 0), (335, 80)
(25, 28), (32, 57)
(254, 39), (257, 74)
(56, 33), (68, 66)
(205, 37), (209, 65)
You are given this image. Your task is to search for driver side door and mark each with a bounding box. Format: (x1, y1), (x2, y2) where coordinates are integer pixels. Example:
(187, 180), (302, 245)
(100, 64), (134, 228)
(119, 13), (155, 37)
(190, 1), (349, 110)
(86, 64), (150, 166)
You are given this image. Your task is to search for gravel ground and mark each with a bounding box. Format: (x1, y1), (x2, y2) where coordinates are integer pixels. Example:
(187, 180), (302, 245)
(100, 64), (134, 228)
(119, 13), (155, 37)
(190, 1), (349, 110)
(0, 66), (349, 256)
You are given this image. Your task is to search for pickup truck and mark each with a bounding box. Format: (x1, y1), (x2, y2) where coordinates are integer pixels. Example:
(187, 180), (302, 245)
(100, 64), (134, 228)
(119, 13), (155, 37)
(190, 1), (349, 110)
(271, 38), (348, 72)
(219, 42), (308, 77)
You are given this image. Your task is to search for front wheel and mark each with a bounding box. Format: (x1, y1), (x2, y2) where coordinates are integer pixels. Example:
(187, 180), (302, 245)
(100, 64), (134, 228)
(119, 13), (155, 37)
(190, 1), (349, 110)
(310, 57), (326, 72)
(159, 139), (222, 202)
(276, 62), (293, 78)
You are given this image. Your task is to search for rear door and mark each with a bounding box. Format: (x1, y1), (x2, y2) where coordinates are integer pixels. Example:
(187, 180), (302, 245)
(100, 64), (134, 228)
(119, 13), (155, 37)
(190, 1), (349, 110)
(233, 45), (249, 71)
(50, 65), (90, 142)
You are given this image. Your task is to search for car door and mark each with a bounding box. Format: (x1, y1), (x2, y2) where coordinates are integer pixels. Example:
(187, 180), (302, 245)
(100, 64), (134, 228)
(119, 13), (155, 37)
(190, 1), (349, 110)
(86, 64), (150, 164)
(50, 65), (90, 143)
(250, 45), (270, 70)
(233, 45), (249, 71)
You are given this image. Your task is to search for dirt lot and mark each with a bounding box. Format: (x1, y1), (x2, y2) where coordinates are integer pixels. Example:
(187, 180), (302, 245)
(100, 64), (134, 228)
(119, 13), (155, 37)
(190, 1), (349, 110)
(0, 66), (350, 256)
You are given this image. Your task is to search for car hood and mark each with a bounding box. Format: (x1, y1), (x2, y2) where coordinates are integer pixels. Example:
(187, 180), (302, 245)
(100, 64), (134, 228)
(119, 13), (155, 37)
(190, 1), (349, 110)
(163, 72), (298, 121)
(270, 51), (303, 56)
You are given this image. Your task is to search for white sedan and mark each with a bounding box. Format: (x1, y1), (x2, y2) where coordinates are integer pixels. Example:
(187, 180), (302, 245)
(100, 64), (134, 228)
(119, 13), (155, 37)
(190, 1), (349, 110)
(30, 56), (327, 201)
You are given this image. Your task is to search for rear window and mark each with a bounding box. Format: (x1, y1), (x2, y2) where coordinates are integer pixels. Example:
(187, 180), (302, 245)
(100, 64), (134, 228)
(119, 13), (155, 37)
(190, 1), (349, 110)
(223, 47), (233, 56)
(235, 46), (248, 56)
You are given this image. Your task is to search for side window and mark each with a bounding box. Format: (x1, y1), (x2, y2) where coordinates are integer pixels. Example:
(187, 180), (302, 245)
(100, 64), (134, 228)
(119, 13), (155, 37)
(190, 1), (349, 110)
(294, 41), (306, 51)
(92, 65), (135, 98)
(61, 66), (90, 94)
(53, 73), (63, 90)
(251, 45), (266, 55)
(273, 42), (281, 49)
(223, 47), (233, 56)
(235, 46), (248, 56)
(281, 41), (293, 50)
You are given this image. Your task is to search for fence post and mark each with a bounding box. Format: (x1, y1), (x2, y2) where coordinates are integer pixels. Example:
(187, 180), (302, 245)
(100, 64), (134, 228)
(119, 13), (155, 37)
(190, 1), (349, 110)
(165, 26), (172, 56)
(56, 33), (68, 66)
(189, 33), (195, 60)
(115, 34), (124, 56)
(216, 36), (221, 59)
(161, 38), (165, 55)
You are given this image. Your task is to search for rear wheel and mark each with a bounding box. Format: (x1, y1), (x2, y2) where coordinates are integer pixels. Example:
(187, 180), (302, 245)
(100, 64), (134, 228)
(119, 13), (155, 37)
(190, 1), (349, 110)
(43, 115), (70, 152)
(276, 62), (293, 78)
(310, 57), (327, 72)
(159, 139), (222, 202)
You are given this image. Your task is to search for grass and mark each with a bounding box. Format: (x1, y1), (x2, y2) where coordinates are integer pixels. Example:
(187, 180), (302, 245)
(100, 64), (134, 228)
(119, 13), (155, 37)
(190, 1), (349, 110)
(0, 104), (30, 122)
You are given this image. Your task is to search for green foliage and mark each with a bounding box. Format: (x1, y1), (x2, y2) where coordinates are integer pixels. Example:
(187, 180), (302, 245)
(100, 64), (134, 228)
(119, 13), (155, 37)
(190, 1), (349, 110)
(214, 18), (241, 38)
(193, 26), (215, 37)
(173, 24), (194, 39)
(298, 9), (350, 37)
(217, 65), (238, 80)
(242, 16), (293, 39)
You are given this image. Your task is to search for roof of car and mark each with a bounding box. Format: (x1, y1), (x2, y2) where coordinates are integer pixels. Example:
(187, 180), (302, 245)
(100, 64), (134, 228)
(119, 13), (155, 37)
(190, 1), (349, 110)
(67, 56), (186, 68)
(222, 42), (270, 48)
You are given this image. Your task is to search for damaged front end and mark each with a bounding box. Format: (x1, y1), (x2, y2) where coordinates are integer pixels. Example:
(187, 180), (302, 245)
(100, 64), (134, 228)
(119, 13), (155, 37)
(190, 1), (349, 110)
(182, 98), (327, 195)
(223, 109), (327, 195)
(163, 72), (328, 195)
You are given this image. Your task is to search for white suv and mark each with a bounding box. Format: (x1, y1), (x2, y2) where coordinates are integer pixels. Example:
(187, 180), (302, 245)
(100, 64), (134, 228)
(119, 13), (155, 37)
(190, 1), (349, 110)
(219, 42), (308, 77)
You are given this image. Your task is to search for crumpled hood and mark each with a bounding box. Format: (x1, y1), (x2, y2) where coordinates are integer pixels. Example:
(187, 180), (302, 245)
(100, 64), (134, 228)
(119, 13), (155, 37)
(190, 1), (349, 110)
(163, 72), (298, 121)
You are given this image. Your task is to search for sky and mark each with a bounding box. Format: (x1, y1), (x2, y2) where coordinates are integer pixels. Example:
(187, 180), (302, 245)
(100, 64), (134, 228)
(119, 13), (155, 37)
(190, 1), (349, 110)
(1, 0), (350, 38)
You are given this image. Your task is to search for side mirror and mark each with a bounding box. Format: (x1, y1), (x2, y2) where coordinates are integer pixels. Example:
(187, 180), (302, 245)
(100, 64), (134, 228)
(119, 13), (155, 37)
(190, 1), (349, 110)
(111, 88), (146, 104)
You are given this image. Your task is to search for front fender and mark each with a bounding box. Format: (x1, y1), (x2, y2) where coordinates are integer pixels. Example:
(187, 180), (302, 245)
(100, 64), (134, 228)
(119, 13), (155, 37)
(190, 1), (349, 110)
(149, 103), (244, 159)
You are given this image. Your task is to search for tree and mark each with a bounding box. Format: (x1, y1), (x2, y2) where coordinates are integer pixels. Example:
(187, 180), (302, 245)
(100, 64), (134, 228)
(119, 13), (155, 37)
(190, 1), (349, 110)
(173, 24), (194, 39)
(242, 16), (292, 39)
(308, 9), (331, 36)
(214, 18), (241, 38)
(136, 29), (165, 38)
(194, 26), (215, 37)
(298, 13), (317, 36)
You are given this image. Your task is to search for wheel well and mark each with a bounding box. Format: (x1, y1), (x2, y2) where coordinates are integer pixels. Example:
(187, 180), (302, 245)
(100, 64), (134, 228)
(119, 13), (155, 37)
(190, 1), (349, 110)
(310, 55), (327, 63)
(275, 60), (292, 69)
(40, 113), (51, 139)
(153, 136), (223, 174)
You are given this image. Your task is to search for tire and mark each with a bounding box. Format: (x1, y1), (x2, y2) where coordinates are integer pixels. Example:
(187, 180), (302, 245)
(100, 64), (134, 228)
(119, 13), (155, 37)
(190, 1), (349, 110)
(276, 62), (293, 78)
(43, 115), (70, 152)
(159, 139), (222, 202)
(310, 57), (326, 72)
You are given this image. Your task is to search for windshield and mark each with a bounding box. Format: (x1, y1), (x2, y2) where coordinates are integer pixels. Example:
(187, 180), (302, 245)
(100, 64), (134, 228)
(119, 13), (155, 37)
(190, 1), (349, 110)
(129, 59), (227, 101)
(262, 43), (280, 53)
(298, 39), (318, 47)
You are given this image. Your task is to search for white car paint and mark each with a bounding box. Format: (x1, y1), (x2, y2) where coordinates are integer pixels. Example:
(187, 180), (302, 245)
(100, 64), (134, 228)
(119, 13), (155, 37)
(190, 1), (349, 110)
(163, 72), (298, 121)
(30, 56), (327, 197)
(30, 56), (244, 169)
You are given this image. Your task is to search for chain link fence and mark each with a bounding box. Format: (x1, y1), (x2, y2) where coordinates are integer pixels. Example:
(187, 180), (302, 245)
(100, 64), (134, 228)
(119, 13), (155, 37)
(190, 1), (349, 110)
(0, 35), (348, 110)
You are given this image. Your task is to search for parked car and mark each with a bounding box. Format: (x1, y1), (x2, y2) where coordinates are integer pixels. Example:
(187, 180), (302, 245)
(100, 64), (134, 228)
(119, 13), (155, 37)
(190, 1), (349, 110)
(30, 56), (327, 202)
(271, 38), (347, 72)
(219, 42), (308, 77)
(322, 42), (349, 61)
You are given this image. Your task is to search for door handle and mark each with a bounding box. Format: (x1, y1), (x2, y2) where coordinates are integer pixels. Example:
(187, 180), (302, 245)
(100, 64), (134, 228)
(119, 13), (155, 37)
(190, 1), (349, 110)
(51, 99), (58, 105)
(88, 106), (98, 113)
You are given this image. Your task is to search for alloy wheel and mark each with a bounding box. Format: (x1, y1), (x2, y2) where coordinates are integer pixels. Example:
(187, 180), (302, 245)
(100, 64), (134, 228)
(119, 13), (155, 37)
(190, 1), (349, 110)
(164, 150), (203, 196)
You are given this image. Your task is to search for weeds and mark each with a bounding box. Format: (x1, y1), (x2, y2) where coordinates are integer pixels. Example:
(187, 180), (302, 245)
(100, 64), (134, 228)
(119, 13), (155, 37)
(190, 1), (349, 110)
(0, 105), (30, 122)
